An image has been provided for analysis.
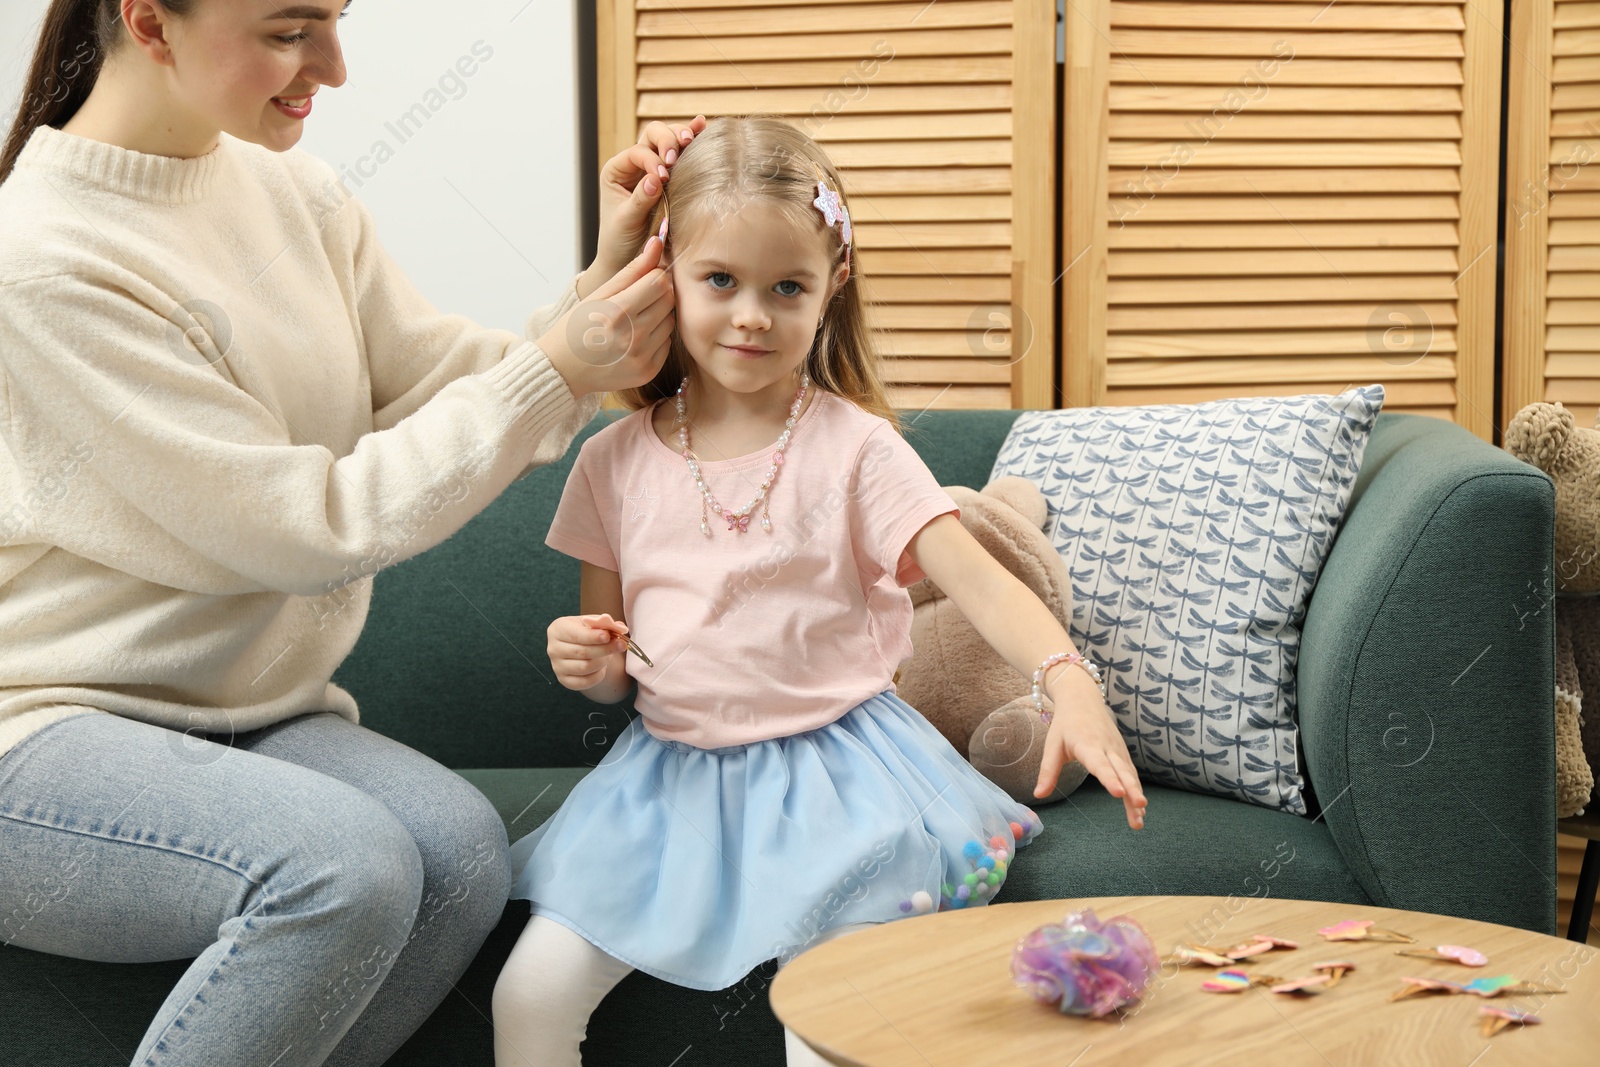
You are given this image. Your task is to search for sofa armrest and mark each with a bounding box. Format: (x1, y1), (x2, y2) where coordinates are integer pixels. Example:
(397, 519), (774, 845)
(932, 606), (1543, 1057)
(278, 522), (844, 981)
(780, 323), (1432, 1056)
(1297, 413), (1557, 934)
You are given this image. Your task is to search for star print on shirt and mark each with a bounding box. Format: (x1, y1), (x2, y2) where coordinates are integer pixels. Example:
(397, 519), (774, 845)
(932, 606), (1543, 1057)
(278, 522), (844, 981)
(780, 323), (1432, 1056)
(626, 484), (657, 523)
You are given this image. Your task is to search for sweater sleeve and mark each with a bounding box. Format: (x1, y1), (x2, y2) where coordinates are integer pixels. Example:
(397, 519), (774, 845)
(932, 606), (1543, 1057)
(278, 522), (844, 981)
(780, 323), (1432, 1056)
(0, 265), (599, 598)
(327, 183), (598, 481)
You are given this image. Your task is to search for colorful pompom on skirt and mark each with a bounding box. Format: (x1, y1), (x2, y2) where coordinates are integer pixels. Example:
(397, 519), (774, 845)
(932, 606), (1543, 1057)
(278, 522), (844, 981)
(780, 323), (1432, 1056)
(507, 687), (1043, 991)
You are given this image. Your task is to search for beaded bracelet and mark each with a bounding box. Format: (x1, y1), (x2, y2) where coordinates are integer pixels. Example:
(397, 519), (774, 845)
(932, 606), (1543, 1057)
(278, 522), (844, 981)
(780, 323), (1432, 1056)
(1032, 652), (1105, 724)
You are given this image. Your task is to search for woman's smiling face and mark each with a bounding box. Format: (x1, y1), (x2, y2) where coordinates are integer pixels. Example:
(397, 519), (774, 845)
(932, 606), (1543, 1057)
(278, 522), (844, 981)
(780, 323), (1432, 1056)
(160, 0), (351, 151)
(668, 201), (846, 407)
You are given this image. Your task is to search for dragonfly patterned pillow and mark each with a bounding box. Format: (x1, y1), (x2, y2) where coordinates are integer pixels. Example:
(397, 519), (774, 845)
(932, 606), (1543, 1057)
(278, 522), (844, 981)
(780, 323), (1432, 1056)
(989, 386), (1386, 816)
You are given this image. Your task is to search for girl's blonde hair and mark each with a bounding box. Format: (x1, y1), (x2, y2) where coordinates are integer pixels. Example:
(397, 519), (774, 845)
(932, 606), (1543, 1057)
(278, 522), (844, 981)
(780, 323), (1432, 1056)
(610, 115), (903, 434)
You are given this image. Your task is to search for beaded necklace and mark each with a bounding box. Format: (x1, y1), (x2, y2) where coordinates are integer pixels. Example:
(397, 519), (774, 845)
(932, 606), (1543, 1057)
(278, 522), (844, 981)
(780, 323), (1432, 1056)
(673, 373), (810, 535)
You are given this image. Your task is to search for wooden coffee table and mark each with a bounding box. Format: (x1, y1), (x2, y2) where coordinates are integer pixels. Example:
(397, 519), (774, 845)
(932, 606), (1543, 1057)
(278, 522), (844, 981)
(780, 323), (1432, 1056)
(770, 895), (1600, 1065)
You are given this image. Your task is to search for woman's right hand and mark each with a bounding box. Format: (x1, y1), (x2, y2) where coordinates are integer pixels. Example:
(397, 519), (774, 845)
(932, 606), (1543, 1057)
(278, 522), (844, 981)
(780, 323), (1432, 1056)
(548, 613), (629, 691)
(540, 239), (674, 399)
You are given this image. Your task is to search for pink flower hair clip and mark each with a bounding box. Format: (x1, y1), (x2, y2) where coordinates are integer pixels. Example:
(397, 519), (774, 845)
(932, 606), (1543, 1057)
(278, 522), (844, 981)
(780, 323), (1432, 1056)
(810, 161), (852, 271)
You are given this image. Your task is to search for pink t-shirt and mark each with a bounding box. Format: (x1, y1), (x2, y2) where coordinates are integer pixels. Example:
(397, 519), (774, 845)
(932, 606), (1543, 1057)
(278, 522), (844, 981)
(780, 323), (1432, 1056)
(546, 389), (960, 748)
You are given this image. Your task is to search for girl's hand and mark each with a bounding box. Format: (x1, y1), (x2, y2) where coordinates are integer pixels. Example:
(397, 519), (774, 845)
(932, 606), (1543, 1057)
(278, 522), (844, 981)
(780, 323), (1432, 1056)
(548, 613), (629, 691)
(593, 115), (708, 278)
(1036, 699), (1148, 830)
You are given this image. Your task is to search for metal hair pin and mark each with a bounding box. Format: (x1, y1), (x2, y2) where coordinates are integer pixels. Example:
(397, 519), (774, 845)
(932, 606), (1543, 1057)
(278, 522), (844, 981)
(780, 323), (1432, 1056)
(620, 631), (653, 667)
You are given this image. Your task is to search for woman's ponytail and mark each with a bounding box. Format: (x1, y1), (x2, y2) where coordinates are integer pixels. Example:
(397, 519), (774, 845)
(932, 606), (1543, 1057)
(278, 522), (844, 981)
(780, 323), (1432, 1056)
(0, 0), (117, 185)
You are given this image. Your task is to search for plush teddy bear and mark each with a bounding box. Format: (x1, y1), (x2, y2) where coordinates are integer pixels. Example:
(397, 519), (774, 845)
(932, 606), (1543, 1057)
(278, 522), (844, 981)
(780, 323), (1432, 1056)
(1504, 401), (1600, 818)
(893, 475), (1090, 805)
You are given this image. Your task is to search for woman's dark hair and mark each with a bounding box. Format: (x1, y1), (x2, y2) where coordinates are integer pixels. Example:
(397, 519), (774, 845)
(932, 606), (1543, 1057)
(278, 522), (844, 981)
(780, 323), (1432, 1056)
(0, 0), (196, 185)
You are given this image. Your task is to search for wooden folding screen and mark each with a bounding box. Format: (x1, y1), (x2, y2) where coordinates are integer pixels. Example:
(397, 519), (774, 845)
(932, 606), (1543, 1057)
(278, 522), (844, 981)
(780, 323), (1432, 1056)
(1506, 0), (1600, 432)
(1063, 0), (1502, 437)
(1507, 0), (1600, 947)
(597, 0), (1058, 409)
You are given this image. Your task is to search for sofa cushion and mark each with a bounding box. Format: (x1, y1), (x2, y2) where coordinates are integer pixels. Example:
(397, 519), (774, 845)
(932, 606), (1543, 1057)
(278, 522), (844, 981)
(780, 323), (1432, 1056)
(989, 387), (1386, 816)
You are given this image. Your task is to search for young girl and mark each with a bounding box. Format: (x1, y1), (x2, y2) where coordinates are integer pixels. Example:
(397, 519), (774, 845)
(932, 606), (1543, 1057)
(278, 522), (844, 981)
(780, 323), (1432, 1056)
(492, 116), (1148, 1066)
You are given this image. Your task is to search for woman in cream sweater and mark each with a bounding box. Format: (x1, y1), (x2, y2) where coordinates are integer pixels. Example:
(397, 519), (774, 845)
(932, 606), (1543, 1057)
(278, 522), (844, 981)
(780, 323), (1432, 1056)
(0, 2), (700, 1063)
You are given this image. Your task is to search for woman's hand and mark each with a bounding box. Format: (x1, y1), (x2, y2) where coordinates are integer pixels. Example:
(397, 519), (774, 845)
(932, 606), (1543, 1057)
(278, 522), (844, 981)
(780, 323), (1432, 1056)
(585, 115), (708, 292)
(548, 613), (629, 691)
(1035, 677), (1148, 830)
(540, 237), (674, 398)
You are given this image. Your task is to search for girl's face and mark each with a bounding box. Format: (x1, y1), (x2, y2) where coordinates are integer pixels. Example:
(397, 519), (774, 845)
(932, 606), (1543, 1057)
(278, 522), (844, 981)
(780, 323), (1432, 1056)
(668, 200), (847, 411)
(156, 0), (350, 152)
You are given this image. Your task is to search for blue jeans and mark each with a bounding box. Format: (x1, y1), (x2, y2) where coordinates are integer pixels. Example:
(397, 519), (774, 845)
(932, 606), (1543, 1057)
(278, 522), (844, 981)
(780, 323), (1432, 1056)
(0, 710), (513, 1067)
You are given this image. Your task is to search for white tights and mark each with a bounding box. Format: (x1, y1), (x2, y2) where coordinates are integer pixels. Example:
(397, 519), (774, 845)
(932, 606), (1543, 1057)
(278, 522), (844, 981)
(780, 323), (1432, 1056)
(492, 912), (870, 1066)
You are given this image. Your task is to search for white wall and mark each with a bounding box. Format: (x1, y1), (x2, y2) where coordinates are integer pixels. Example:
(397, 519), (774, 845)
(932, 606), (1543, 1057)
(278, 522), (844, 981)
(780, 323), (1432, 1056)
(0, 0), (583, 335)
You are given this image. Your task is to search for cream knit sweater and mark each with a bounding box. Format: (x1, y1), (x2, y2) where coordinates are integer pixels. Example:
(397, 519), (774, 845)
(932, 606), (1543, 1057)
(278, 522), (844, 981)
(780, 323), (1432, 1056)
(0, 124), (601, 759)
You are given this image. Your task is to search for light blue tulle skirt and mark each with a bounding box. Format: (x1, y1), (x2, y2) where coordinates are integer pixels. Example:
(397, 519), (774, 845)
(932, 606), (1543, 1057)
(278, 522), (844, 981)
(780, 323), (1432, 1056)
(507, 688), (1043, 991)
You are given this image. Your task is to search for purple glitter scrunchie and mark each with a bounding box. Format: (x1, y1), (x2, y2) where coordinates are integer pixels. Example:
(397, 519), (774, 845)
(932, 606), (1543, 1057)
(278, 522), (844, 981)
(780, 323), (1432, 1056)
(1011, 907), (1159, 1017)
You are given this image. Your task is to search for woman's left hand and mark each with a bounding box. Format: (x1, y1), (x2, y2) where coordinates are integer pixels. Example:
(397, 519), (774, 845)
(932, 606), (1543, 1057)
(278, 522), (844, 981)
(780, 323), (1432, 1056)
(592, 115), (708, 280)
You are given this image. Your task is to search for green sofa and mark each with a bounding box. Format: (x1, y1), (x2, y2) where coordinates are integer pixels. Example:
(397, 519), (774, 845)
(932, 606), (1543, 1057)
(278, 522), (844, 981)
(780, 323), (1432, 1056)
(0, 408), (1557, 1066)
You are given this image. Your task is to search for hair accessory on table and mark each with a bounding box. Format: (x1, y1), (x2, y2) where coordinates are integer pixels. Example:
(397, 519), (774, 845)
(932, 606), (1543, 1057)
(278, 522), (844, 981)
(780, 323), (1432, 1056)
(1200, 968), (1278, 993)
(1388, 974), (1568, 1002)
(1312, 961), (1357, 987)
(1224, 934), (1299, 960)
(1032, 652), (1107, 724)
(1480, 1005), (1542, 1036)
(1268, 973), (1332, 995)
(1459, 975), (1565, 997)
(809, 161), (852, 272)
(1389, 975), (1469, 1001)
(1317, 919), (1415, 943)
(1223, 941), (1276, 961)
(1396, 944), (1488, 967)
(1201, 966), (1335, 996)
(1162, 943), (1236, 968)
(1011, 907), (1158, 1017)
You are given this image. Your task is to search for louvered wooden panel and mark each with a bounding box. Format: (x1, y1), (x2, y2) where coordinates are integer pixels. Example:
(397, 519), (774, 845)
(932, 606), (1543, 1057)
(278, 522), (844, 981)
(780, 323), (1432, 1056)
(1506, 0), (1600, 430)
(1510, 7), (1600, 948)
(598, 0), (1057, 411)
(1064, 0), (1499, 435)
